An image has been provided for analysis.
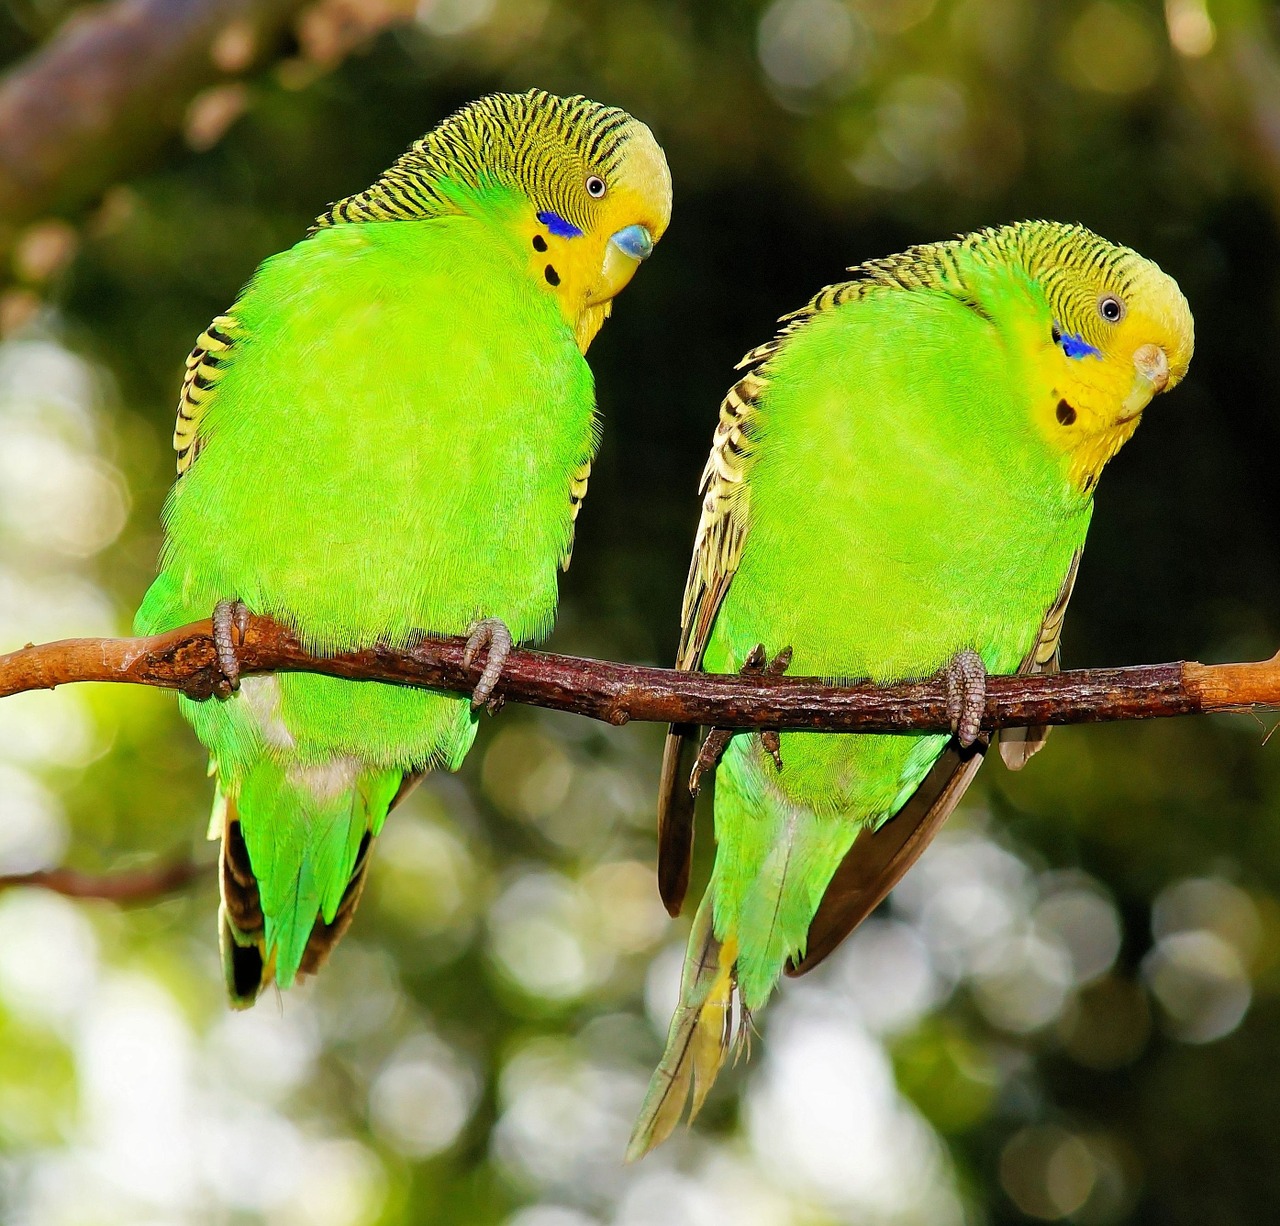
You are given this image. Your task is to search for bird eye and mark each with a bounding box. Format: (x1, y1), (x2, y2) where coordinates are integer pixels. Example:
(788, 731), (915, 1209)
(585, 175), (606, 198)
(1098, 294), (1125, 323)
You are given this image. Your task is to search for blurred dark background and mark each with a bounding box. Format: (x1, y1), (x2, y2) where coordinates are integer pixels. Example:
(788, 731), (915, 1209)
(0, 0), (1277, 1222)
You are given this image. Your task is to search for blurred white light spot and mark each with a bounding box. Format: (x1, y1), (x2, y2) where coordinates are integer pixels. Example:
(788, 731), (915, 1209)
(207, 1002), (321, 1102)
(758, 0), (865, 92)
(1165, 0), (1215, 56)
(0, 432), (129, 557)
(1034, 881), (1122, 986)
(375, 813), (476, 936)
(617, 1152), (797, 1226)
(0, 889), (97, 1025)
(78, 974), (196, 1206)
(746, 1004), (962, 1220)
(0, 763), (67, 872)
(824, 916), (942, 1034)
(488, 871), (612, 1002)
(1152, 876), (1261, 965)
(643, 940), (685, 1038)
(0, 340), (100, 437)
(895, 830), (1032, 980)
(852, 0), (936, 34)
(313, 944), (404, 1043)
(494, 1039), (642, 1196)
(368, 1031), (480, 1158)
(972, 932), (1074, 1034)
(0, 570), (118, 648)
(507, 1207), (600, 1226)
(201, 1099), (306, 1211)
(851, 76), (967, 191)
(1143, 930), (1251, 1044)
(1000, 1124), (1098, 1220)
(581, 861), (669, 955)
(277, 1139), (386, 1226)
(417, 0), (496, 37)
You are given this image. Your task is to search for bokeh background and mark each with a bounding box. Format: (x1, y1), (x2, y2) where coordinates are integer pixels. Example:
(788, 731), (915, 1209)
(0, 0), (1277, 1222)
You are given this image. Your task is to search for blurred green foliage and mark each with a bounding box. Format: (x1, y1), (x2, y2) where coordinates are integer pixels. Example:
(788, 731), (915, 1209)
(1, 0), (1279, 1222)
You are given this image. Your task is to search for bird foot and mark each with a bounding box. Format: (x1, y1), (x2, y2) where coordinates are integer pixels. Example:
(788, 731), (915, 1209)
(689, 643), (793, 795)
(463, 617), (513, 712)
(212, 599), (252, 698)
(944, 648), (987, 748)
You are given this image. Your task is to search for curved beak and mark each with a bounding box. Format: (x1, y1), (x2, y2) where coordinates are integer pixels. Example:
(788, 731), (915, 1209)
(1120, 343), (1170, 420)
(595, 224), (655, 302)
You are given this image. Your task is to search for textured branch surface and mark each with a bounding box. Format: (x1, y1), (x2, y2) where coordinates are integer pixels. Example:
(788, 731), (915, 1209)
(3, 615), (1279, 734)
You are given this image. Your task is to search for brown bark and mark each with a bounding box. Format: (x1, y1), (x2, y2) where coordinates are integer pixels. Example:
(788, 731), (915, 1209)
(2, 614), (1278, 734)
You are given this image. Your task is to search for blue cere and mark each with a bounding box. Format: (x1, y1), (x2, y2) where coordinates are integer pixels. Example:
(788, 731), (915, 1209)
(1059, 330), (1102, 360)
(536, 210), (583, 238)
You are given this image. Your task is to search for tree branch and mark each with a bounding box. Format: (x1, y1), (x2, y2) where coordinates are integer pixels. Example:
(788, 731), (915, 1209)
(2, 614), (1279, 734)
(0, 0), (309, 229)
(0, 859), (207, 901)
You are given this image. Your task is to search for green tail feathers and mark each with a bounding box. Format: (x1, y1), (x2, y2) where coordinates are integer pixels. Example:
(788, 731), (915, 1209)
(627, 893), (741, 1161)
(217, 757), (400, 1006)
(629, 756), (865, 1157)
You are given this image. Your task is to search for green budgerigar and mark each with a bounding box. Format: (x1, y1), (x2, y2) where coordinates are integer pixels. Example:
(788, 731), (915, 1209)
(630, 222), (1193, 1156)
(136, 91), (671, 1006)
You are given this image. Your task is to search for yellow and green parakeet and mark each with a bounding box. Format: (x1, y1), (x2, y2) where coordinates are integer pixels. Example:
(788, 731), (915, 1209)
(135, 91), (671, 1006)
(629, 221), (1193, 1157)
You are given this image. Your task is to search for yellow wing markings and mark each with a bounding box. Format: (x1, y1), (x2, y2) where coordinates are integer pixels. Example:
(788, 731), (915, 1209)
(676, 368), (765, 670)
(657, 365), (766, 915)
(560, 459), (593, 572)
(174, 313), (241, 476)
(999, 548), (1082, 769)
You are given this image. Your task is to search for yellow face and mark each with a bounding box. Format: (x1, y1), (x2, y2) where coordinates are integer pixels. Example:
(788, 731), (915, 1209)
(516, 118), (672, 353)
(1031, 250), (1194, 491)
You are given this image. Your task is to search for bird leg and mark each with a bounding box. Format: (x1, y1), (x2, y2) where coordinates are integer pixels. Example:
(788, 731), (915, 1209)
(944, 648), (988, 748)
(463, 617), (514, 712)
(211, 599), (252, 698)
(689, 644), (793, 795)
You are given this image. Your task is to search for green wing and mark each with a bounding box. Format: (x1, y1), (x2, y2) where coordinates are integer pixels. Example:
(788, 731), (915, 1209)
(561, 459), (592, 572)
(654, 259), (922, 915)
(787, 555), (1084, 976)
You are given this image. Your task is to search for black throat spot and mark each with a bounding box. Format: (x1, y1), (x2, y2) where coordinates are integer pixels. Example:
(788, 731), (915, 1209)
(1056, 399), (1078, 426)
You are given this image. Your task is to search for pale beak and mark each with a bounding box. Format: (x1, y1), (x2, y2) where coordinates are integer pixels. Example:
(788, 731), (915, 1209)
(594, 224), (655, 302)
(1120, 343), (1170, 419)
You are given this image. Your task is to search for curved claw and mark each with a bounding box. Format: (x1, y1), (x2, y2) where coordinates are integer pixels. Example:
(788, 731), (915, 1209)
(689, 643), (793, 793)
(463, 618), (514, 712)
(945, 648), (988, 748)
(212, 599), (251, 699)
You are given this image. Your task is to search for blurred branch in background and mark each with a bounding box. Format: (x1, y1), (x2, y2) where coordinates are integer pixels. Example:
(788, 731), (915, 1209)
(3, 614), (1280, 732)
(0, 858), (205, 900)
(0, 0), (309, 231)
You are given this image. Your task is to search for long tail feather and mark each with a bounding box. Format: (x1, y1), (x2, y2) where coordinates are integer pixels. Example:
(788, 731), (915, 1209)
(215, 760), (400, 1005)
(219, 793), (267, 1008)
(626, 894), (739, 1160)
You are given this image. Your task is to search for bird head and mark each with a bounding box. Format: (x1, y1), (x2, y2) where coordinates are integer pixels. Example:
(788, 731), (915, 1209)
(315, 90), (671, 355)
(1017, 221), (1194, 490)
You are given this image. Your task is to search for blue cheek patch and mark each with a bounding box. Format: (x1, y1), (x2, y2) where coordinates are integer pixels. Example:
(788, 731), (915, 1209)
(536, 211), (583, 239)
(1059, 329), (1102, 360)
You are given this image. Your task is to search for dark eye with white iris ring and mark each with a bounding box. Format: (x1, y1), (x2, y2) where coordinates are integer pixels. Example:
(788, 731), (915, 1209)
(585, 175), (606, 198)
(1098, 294), (1125, 323)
